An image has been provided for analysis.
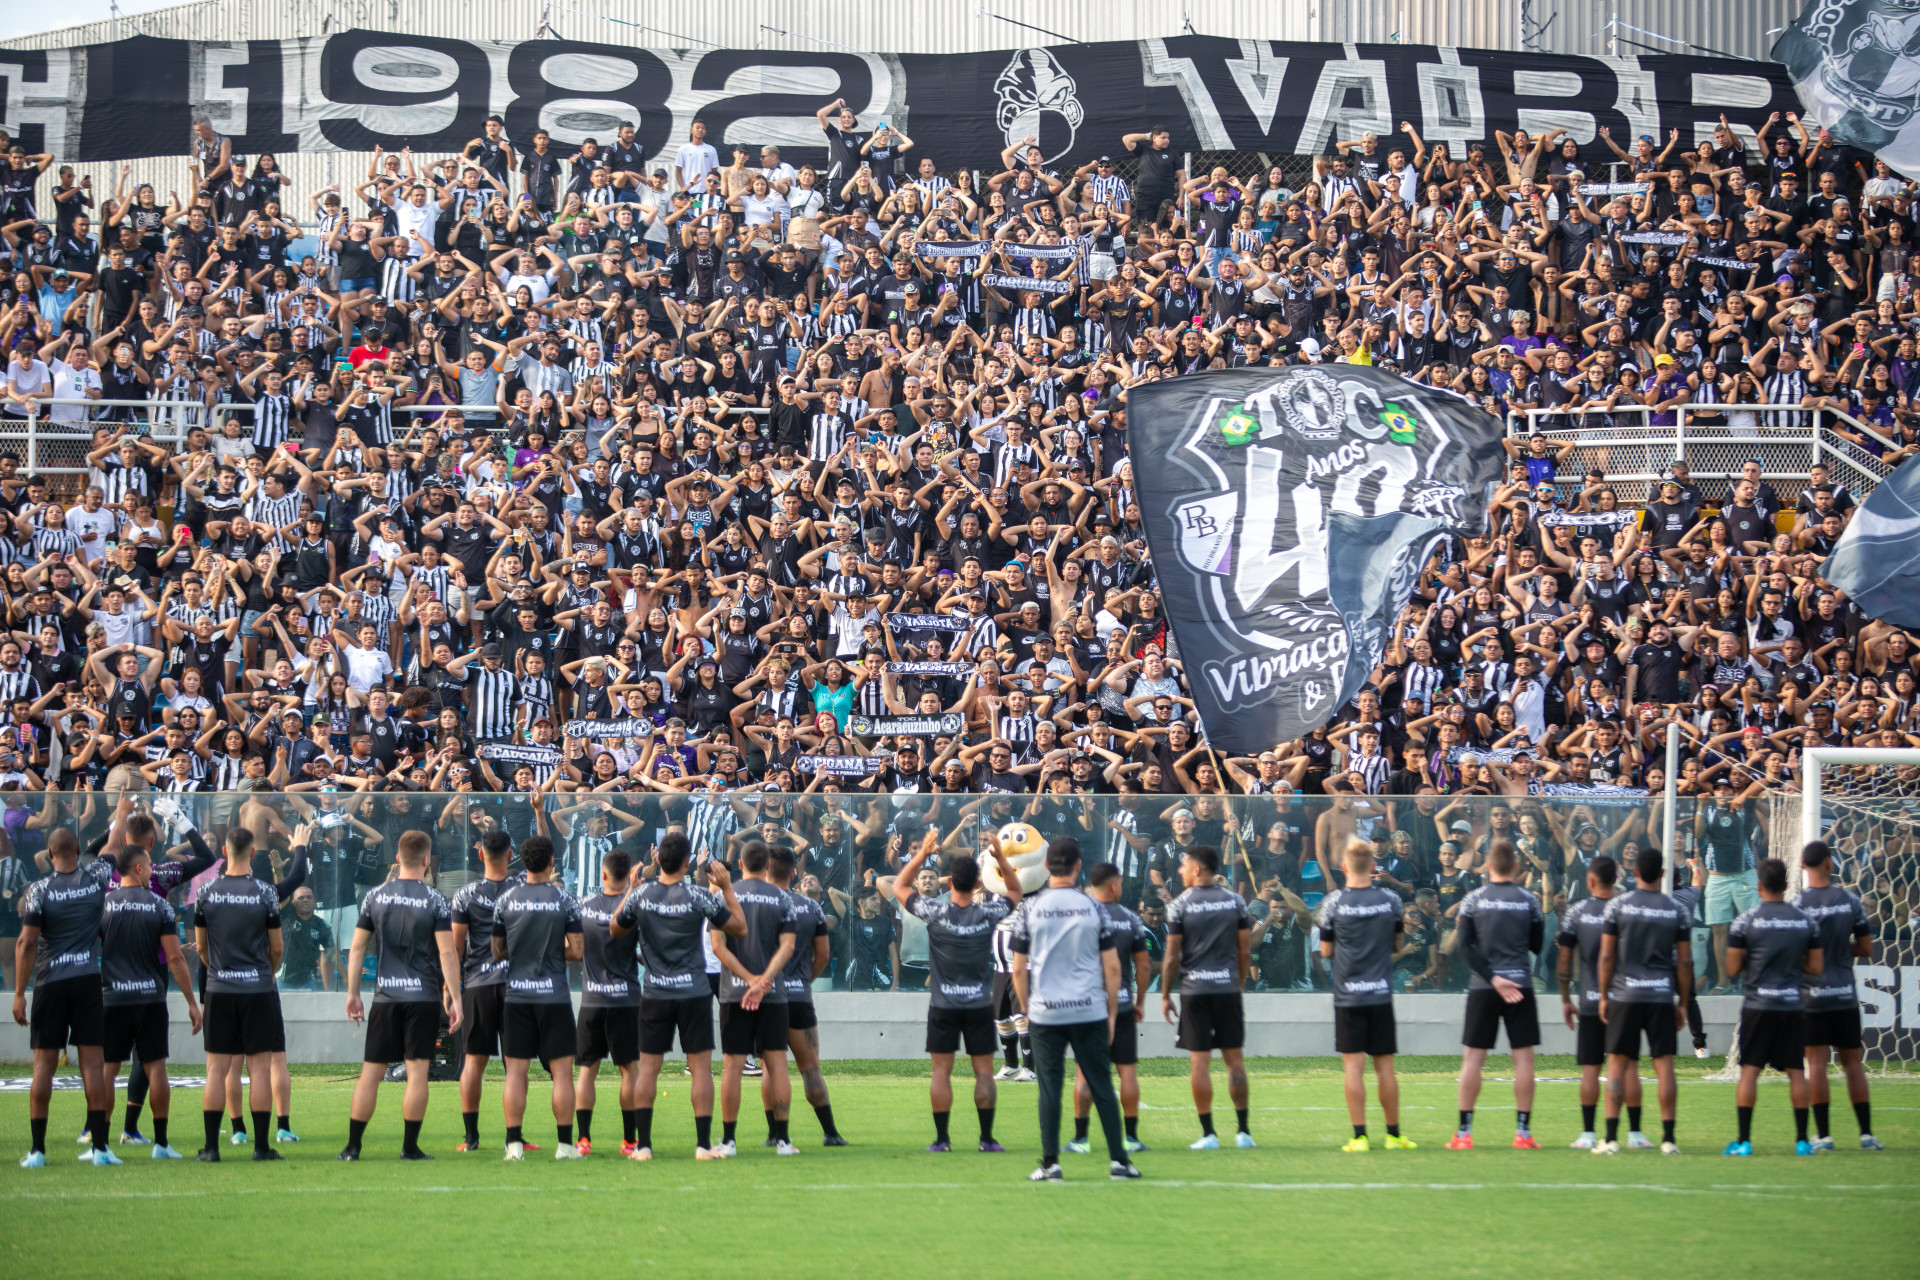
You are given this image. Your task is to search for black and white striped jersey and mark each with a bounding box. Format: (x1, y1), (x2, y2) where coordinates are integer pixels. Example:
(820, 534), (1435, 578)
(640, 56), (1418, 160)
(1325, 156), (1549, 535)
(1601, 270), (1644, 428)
(465, 665), (518, 740)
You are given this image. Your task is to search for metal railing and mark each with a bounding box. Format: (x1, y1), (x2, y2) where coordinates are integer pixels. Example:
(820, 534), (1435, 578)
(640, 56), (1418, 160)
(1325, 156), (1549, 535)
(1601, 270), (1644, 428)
(0, 399), (205, 478)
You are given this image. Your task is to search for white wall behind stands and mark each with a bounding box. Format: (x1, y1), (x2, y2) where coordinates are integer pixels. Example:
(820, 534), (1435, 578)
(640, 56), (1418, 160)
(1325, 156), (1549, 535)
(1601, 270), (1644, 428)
(0, 991), (1752, 1063)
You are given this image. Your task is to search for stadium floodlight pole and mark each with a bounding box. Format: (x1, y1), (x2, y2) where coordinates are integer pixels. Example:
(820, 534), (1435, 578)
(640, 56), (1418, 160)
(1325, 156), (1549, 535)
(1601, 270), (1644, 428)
(1660, 721), (1679, 894)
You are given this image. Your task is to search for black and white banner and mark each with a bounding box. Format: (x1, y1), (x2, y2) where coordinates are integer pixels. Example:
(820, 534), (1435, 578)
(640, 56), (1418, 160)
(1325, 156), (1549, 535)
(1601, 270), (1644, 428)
(1126, 366), (1505, 754)
(848, 712), (966, 737)
(887, 661), (975, 677)
(1538, 509), (1640, 529)
(1617, 231), (1692, 247)
(913, 240), (992, 260)
(564, 717), (655, 740)
(885, 612), (973, 645)
(1535, 781), (1648, 804)
(1693, 255), (1758, 272)
(1576, 182), (1651, 196)
(1446, 745), (1526, 764)
(478, 742), (563, 767)
(798, 754), (884, 777)
(1777, 0), (1920, 178)
(983, 273), (1075, 295)
(18, 32), (1798, 176)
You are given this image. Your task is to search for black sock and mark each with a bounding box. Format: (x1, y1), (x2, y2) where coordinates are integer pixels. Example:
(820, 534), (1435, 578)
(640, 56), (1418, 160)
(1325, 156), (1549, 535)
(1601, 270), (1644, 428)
(276, 1114), (290, 1134)
(1386, 1123), (1400, 1138)
(1736, 1106), (1752, 1143)
(85, 1109), (106, 1151)
(1002, 1034), (1019, 1069)
(1458, 1109), (1473, 1133)
(693, 1115), (710, 1149)
(1073, 1114), (1089, 1142)
(251, 1111), (270, 1154)
(505, 1125), (524, 1146)
(124, 1103), (143, 1135)
(1627, 1105), (1643, 1133)
(402, 1119), (422, 1155)
(635, 1108), (653, 1149)
(153, 1116), (168, 1147)
(204, 1110), (222, 1150)
(722, 1119), (737, 1144)
(347, 1118), (368, 1150)
(1855, 1100), (1873, 1136)
(576, 1109), (592, 1143)
(978, 1106), (995, 1143)
(775, 1118), (789, 1143)
(1123, 1115), (1137, 1140)
(1353, 1124), (1367, 1139)
(1198, 1112), (1215, 1136)
(1019, 1034), (1033, 1071)
(1581, 1103), (1597, 1131)
(933, 1110), (950, 1143)
(230, 1114), (246, 1137)
(1662, 1119), (1675, 1143)
(763, 1107), (775, 1140)
(1516, 1110), (1531, 1135)
(1812, 1102), (1830, 1139)
(814, 1104), (838, 1139)
(622, 1109), (637, 1144)
(29, 1116), (46, 1154)
(557, 1124), (572, 1146)
(1605, 1116), (1620, 1142)
(1793, 1108), (1809, 1142)
(1235, 1108), (1249, 1135)
(463, 1112), (480, 1145)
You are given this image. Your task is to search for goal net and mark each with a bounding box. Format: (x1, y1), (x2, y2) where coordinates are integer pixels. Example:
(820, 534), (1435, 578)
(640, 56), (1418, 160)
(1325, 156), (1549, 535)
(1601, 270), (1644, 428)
(1704, 748), (1920, 1080)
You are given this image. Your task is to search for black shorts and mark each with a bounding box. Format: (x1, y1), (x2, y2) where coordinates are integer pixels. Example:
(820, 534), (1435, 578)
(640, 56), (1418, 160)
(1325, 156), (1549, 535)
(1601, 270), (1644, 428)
(502, 1001), (576, 1064)
(639, 996), (715, 1056)
(1109, 1010), (1139, 1067)
(787, 1001), (817, 1032)
(1804, 1006), (1864, 1053)
(992, 972), (1020, 1023)
(1575, 1013), (1607, 1067)
(1463, 987), (1541, 1051)
(576, 1004), (641, 1066)
(1334, 1003), (1397, 1057)
(204, 991), (286, 1056)
(462, 984), (506, 1059)
(103, 1002), (168, 1063)
(366, 1001), (442, 1063)
(1738, 1008), (1807, 1073)
(1175, 991), (1245, 1052)
(1604, 1002), (1678, 1061)
(925, 1004), (996, 1056)
(720, 1001), (790, 1056)
(29, 975), (104, 1050)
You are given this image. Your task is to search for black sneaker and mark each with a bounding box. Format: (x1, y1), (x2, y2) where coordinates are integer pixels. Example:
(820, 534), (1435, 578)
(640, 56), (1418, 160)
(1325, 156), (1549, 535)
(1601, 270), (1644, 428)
(821, 1134), (849, 1147)
(1109, 1160), (1142, 1180)
(1028, 1162), (1063, 1182)
(194, 1148), (221, 1162)
(336, 1147), (361, 1162)
(399, 1149), (433, 1161)
(252, 1148), (285, 1162)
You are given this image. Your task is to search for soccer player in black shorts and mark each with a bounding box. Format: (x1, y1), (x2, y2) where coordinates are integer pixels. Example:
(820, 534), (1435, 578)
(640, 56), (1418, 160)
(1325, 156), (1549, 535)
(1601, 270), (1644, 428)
(893, 828), (1022, 1153)
(770, 847), (846, 1146)
(1071, 863), (1149, 1155)
(574, 846), (642, 1156)
(1794, 841), (1883, 1150)
(492, 835), (584, 1161)
(194, 826), (288, 1162)
(1556, 856), (1618, 1150)
(339, 832), (462, 1161)
(713, 839), (798, 1156)
(1597, 848), (1690, 1155)
(1449, 841), (1545, 1151)
(1320, 839), (1416, 1152)
(13, 828), (115, 1168)
(609, 831), (746, 1160)
(451, 828), (515, 1152)
(1724, 857), (1822, 1156)
(100, 838), (203, 1161)
(1160, 845), (1254, 1150)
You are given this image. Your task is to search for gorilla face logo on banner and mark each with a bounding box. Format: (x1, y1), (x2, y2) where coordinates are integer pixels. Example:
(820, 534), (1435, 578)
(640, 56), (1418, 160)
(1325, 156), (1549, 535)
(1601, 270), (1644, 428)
(993, 49), (1085, 162)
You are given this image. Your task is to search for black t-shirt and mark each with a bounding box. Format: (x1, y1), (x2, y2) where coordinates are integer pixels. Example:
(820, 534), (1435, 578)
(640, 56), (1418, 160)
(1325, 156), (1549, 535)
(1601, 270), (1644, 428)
(492, 879), (581, 1003)
(193, 872), (282, 993)
(356, 878), (453, 1003)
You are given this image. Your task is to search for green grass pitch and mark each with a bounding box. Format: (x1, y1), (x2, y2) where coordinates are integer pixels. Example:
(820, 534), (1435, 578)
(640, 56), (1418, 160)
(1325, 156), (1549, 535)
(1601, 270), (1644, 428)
(1, 1057), (1915, 1278)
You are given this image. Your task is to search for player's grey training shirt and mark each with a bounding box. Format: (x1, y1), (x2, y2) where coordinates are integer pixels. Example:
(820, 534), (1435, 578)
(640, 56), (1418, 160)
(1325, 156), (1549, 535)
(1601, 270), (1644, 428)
(906, 891), (1012, 1009)
(779, 890), (830, 1003)
(718, 877), (796, 1006)
(1007, 886), (1116, 1026)
(614, 878), (731, 1000)
(1165, 883), (1250, 995)
(1791, 884), (1869, 1011)
(20, 861), (114, 985)
(579, 890), (641, 1008)
(1601, 888), (1688, 1004)
(1728, 900), (1819, 1011)
(1316, 884), (1403, 1008)
(1556, 894), (1610, 1015)
(450, 876), (512, 988)
(356, 879), (453, 1004)
(1455, 881), (1544, 990)
(99, 885), (177, 1006)
(1100, 900), (1150, 1012)
(492, 880), (581, 1004)
(194, 873), (282, 995)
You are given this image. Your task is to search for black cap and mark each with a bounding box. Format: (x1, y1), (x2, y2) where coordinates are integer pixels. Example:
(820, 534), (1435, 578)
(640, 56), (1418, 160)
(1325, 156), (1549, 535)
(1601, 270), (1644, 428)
(724, 250), (744, 262)
(480, 643), (503, 660)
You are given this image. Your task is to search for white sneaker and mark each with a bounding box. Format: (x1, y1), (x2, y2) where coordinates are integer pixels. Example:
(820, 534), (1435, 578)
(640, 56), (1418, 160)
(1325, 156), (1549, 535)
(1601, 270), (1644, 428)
(1627, 1132), (1654, 1150)
(76, 1130), (93, 1145)
(1593, 1139), (1620, 1156)
(742, 1057), (763, 1078)
(1861, 1134), (1885, 1151)
(1810, 1135), (1836, 1153)
(152, 1145), (183, 1160)
(1569, 1132), (1597, 1150)
(629, 1146), (653, 1162)
(1013, 1067), (1037, 1083)
(1660, 1141), (1681, 1155)
(1694, 1046), (1709, 1059)
(1028, 1162), (1063, 1181)
(554, 1143), (584, 1160)
(694, 1145), (727, 1161)
(88, 1148), (123, 1166)
(503, 1142), (525, 1161)
(1234, 1131), (1256, 1149)
(716, 1139), (737, 1158)
(18, 1151), (45, 1168)
(774, 1140), (800, 1156)
(994, 1065), (1018, 1081)
(1190, 1133), (1220, 1150)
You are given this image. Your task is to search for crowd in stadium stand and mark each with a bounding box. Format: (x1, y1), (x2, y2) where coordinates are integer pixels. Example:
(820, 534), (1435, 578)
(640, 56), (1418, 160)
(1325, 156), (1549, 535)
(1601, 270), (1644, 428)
(0, 103), (1914, 1000)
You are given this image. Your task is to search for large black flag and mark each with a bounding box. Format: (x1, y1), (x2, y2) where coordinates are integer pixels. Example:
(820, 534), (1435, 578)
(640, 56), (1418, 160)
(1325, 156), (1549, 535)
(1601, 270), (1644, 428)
(1126, 367), (1505, 754)
(1824, 459), (1920, 627)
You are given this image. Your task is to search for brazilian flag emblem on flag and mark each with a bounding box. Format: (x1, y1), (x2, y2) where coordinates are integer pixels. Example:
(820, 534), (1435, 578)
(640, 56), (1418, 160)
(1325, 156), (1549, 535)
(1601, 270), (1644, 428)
(1380, 402), (1417, 445)
(1218, 405), (1258, 447)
